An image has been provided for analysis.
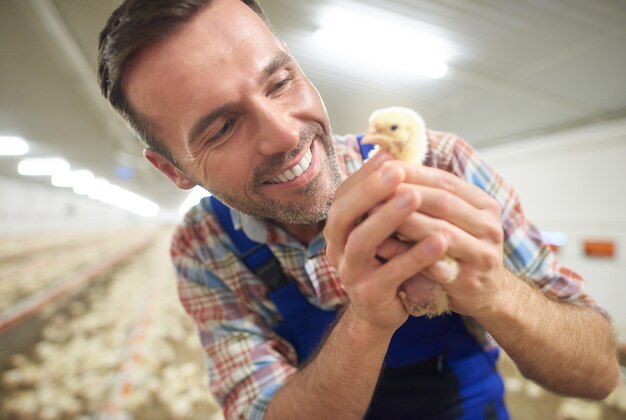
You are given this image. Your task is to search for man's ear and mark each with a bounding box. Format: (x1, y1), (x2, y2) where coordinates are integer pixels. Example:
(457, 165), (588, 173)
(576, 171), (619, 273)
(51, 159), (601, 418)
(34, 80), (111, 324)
(143, 148), (196, 190)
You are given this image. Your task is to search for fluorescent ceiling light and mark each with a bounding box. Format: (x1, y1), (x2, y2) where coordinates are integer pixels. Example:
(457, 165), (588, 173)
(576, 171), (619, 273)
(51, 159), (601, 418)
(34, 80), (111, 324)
(97, 184), (159, 217)
(72, 172), (97, 195)
(179, 186), (211, 216)
(314, 6), (451, 79)
(0, 136), (29, 156)
(18, 157), (70, 176)
(85, 177), (159, 217)
(51, 169), (94, 189)
(86, 177), (112, 201)
(24, 156), (158, 217)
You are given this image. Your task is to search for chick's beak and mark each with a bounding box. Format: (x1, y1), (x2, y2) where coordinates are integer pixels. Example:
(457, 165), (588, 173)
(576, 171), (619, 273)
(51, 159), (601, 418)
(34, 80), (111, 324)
(361, 125), (392, 152)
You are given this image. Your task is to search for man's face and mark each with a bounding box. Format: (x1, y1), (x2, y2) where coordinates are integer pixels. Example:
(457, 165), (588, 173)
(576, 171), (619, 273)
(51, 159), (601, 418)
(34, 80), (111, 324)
(124, 0), (343, 224)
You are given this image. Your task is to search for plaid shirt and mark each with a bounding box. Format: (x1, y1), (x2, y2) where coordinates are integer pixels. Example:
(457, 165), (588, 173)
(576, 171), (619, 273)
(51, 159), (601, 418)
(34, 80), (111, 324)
(172, 130), (600, 419)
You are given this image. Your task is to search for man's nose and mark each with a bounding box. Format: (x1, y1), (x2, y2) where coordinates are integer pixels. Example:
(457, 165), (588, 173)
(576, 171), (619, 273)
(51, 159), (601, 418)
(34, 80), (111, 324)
(253, 102), (300, 156)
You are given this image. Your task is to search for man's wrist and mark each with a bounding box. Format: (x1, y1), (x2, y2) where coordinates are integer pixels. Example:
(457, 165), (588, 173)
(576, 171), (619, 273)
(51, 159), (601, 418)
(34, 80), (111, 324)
(475, 268), (532, 329)
(340, 305), (398, 348)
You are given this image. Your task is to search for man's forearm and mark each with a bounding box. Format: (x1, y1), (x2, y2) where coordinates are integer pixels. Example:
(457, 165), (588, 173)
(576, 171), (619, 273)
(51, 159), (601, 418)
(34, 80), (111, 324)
(479, 269), (619, 399)
(264, 306), (394, 419)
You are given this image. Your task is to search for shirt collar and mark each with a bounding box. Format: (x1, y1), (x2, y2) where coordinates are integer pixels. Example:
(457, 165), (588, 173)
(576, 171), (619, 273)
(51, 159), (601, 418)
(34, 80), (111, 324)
(230, 208), (269, 244)
(230, 206), (328, 254)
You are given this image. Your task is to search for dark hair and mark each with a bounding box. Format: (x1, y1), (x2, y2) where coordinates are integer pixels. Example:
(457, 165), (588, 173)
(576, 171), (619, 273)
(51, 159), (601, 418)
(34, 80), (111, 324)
(97, 0), (271, 167)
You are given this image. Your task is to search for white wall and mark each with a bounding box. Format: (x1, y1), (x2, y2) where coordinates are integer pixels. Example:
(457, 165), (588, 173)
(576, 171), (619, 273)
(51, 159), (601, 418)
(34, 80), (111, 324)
(0, 175), (148, 234)
(479, 118), (626, 328)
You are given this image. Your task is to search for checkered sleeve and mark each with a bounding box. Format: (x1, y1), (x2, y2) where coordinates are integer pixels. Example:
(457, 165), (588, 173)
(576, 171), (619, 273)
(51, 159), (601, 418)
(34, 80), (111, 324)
(171, 207), (298, 419)
(428, 131), (606, 316)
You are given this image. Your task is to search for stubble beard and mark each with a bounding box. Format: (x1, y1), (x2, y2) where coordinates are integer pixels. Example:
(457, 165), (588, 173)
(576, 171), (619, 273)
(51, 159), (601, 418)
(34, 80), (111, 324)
(203, 124), (344, 225)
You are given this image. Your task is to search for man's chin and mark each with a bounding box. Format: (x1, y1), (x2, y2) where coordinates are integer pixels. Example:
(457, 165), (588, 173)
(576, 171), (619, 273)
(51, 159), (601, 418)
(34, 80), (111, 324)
(268, 204), (330, 225)
(242, 193), (332, 225)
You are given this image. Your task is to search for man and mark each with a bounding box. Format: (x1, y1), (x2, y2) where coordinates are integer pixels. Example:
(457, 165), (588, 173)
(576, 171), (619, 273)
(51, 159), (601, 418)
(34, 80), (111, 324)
(97, 0), (619, 418)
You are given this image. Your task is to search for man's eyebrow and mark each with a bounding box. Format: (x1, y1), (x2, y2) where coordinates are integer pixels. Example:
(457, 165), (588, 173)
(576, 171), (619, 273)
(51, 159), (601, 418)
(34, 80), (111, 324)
(259, 51), (294, 84)
(187, 103), (234, 146)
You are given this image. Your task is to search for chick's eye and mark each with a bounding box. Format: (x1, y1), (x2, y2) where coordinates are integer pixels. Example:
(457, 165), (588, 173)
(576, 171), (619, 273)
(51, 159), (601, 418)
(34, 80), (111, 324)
(390, 124), (399, 131)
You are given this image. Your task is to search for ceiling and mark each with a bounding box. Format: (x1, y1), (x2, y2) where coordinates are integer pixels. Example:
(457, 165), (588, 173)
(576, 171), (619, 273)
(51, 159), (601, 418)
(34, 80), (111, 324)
(1, 0), (625, 214)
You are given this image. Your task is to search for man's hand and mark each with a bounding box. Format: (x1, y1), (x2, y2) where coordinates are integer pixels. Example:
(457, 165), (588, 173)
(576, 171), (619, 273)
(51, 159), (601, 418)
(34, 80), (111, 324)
(385, 161), (509, 318)
(342, 159), (619, 400)
(324, 152), (450, 332)
(268, 154), (452, 419)
(327, 153), (508, 321)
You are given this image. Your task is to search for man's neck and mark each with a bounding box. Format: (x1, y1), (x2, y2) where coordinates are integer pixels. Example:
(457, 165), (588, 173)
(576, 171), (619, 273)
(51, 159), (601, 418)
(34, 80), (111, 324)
(276, 220), (325, 246)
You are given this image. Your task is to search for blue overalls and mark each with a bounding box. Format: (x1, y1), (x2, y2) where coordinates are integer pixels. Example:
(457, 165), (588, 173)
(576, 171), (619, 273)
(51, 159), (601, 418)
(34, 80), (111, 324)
(207, 137), (508, 419)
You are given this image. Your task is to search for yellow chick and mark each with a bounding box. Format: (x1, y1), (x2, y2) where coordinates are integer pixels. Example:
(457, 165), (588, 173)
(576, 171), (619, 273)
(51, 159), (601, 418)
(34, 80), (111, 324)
(362, 106), (458, 318)
(362, 106), (428, 164)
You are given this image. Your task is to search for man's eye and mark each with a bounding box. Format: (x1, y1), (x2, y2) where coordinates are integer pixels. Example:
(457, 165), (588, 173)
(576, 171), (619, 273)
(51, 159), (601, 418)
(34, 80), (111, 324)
(272, 76), (293, 93)
(212, 117), (236, 140)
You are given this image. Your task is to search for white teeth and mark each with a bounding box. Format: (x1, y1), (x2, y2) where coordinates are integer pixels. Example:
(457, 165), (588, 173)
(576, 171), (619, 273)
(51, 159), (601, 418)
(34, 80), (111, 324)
(284, 169), (295, 181)
(268, 147), (313, 184)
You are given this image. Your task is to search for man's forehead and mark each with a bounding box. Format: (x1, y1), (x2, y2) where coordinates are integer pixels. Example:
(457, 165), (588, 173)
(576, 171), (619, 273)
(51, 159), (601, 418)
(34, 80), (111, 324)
(122, 0), (287, 149)
(123, 0), (279, 111)
(131, 0), (272, 68)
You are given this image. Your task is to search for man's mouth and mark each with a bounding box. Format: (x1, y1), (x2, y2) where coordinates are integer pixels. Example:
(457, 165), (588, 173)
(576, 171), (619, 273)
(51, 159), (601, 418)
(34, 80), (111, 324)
(265, 146), (313, 184)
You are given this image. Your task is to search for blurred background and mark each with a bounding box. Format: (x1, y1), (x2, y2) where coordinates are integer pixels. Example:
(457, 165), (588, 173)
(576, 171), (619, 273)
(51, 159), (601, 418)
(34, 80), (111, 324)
(1, 0), (625, 418)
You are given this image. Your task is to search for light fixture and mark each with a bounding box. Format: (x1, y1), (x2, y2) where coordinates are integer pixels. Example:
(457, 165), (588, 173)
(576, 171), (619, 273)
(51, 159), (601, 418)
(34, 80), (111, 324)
(313, 6), (451, 79)
(95, 184), (159, 217)
(0, 136), (29, 156)
(51, 169), (95, 189)
(20, 155), (158, 217)
(21, 151), (160, 217)
(86, 177), (159, 217)
(18, 157), (70, 176)
(72, 172), (97, 195)
(87, 177), (112, 201)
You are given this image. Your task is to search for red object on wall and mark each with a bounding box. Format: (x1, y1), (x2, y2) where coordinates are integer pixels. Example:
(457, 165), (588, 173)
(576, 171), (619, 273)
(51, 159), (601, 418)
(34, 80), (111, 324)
(583, 240), (615, 257)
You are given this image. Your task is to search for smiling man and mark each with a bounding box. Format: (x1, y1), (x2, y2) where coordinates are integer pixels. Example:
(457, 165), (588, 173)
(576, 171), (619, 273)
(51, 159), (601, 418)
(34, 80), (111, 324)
(98, 0), (619, 419)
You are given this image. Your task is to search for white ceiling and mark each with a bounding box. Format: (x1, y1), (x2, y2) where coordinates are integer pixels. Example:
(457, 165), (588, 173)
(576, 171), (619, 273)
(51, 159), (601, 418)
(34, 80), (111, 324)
(1, 0), (625, 213)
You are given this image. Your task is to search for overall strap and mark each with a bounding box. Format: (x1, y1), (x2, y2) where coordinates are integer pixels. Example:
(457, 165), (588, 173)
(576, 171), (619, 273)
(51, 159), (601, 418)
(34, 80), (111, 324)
(208, 196), (289, 291)
(356, 133), (376, 162)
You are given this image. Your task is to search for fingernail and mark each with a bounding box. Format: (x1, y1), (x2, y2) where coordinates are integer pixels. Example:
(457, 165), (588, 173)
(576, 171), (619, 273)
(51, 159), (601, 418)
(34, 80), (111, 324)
(395, 191), (413, 208)
(381, 165), (396, 183)
(434, 259), (459, 283)
(424, 237), (440, 255)
(372, 150), (391, 165)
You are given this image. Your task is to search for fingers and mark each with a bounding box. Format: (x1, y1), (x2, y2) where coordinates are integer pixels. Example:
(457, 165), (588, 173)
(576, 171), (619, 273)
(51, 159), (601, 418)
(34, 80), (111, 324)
(333, 151), (392, 202)
(325, 161), (406, 268)
(363, 161), (503, 245)
(368, 234), (448, 293)
(394, 210), (496, 268)
(392, 161), (501, 216)
(361, 161), (508, 319)
(335, 186), (422, 283)
(378, 238), (461, 286)
(376, 238), (460, 285)
(404, 184), (503, 244)
(376, 237), (411, 261)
